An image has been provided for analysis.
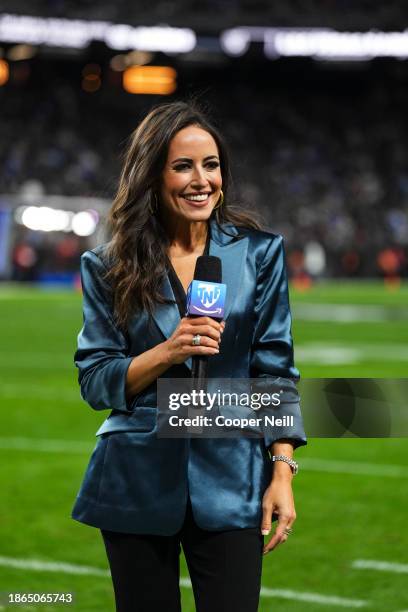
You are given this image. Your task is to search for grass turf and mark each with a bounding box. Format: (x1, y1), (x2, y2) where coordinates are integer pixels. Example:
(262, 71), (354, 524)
(0, 281), (407, 611)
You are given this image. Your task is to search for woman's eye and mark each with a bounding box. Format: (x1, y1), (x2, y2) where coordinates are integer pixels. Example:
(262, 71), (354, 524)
(173, 161), (219, 172)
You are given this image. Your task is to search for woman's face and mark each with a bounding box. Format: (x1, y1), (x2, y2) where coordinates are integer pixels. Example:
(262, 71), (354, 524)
(159, 125), (222, 224)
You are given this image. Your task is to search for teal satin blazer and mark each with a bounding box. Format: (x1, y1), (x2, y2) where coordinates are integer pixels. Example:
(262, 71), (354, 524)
(71, 219), (307, 535)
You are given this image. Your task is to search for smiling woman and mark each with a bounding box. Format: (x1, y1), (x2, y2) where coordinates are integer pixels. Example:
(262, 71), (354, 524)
(161, 125), (222, 213)
(103, 100), (257, 329)
(72, 99), (307, 612)
(158, 124), (224, 293)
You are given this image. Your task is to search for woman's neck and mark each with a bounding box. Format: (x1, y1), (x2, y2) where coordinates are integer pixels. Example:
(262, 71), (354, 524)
(163, 219), (208, 256)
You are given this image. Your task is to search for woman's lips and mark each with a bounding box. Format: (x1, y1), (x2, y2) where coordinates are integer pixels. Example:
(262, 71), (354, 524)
(181, 194), (211, 208)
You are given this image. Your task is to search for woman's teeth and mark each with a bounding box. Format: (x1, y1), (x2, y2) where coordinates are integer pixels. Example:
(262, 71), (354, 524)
(182, 194), (209, 201)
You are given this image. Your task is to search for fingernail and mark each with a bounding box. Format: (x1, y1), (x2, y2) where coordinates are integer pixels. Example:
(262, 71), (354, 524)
(261, 529), (270, 536)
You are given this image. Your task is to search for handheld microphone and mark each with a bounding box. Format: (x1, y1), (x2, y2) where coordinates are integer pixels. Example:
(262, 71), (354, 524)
(185, 256), (226, 390)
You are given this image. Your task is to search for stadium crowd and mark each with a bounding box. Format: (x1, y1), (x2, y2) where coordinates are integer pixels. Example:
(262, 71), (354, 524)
(1, 60), (407, 280)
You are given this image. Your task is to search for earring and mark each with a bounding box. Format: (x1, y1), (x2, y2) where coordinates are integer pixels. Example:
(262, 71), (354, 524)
(214, 189), (224, 210)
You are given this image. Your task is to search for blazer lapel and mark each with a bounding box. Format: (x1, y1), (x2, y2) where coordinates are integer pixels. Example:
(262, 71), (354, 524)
(151, 274), (181, 343)
(150, 218), (248, 371)
(209, 219), (248, 321)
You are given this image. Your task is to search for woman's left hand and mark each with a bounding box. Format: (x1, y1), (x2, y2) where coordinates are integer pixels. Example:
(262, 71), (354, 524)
(261, 476), (296, 555)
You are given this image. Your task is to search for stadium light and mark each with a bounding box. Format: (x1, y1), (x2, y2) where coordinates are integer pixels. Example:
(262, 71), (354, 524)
(110, 51), (153, 72)
(82, 73), (101, 92)
(221, 27), (408, 60)
(270, 29), (408, 60)
(16, 205), (98, 234)
(220, 28), (251, 57)
(20, 206), (72, 232)
(0, 58), (9, 85)
(304, 241), (326, 275)
(7, 43), (37, 61)
(104, 25), (195, 53)
(72, 211), (98, 236)
(82, 63), (101, 92)
(123, 65), (176, 95)
(0, 13), (196, 53)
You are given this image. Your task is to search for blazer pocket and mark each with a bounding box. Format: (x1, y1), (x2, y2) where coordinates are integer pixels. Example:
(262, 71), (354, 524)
(95, 406), (157, 437)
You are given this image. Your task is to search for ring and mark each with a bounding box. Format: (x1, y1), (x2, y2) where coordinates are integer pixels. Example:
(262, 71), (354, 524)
(192, 334), (201, 346)
(284, 527), (293, 536)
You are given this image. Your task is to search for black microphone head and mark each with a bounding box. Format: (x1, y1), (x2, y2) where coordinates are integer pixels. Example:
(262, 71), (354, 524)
(193, 256), (222, 283)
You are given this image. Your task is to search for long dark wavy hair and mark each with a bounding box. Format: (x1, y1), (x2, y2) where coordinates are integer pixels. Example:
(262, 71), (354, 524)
(105, 99), (260, 329)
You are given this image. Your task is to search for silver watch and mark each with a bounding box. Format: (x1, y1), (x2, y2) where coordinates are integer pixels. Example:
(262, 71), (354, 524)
(271, 454), (298, 475)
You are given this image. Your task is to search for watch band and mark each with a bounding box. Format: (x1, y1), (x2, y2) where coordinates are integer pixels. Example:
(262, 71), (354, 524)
(271, 454), (299, 475)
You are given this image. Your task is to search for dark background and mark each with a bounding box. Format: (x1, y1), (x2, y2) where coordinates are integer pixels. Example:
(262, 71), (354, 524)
(1, 2), (407, 280)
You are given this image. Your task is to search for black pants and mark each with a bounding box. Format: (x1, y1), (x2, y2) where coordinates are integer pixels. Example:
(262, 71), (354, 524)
(101, 498), (264, 612)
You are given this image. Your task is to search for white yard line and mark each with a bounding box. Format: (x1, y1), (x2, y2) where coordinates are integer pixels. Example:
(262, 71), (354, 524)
(352, 560), (408, 574)
(293, 303), (408, 323)
(0, 556), (369, 607)
(259, 587), (367, 607)
(181, 577), (368, 607)
(0, 556), (109, 577)
(295, 343), (408, 364)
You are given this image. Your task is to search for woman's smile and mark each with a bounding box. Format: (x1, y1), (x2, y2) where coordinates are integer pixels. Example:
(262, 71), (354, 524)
(180, 192), (213, 207)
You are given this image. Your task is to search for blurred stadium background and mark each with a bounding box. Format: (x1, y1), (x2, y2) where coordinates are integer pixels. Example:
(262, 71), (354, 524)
(0, 1), (407, 611)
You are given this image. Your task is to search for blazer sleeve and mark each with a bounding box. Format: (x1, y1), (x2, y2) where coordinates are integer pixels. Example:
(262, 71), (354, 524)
(74, 250), (133, 412)
(250, 235), (307, 449)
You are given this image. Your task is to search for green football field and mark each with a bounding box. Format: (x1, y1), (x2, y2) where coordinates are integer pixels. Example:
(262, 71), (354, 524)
(0, 281), (407, 611)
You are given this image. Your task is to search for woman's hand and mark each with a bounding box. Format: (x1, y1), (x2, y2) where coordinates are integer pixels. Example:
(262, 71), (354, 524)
(163, 316), (225, 366)
(261, 472), (296, 555)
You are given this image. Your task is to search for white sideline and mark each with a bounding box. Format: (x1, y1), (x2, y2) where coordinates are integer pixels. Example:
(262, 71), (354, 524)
(352, 559), (408, 574)
(259, 587), (367, 607)
(183, 577), (368, 607)
(0, 437), (407, 479)
(295, 343), (408, 364)
(0, 556), (369, 607)
(292, 303), (408, 323)
(0, 555), (109, 577)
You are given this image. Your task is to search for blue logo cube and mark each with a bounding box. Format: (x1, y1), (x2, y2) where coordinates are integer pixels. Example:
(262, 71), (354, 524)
(186, 280), (226, 319)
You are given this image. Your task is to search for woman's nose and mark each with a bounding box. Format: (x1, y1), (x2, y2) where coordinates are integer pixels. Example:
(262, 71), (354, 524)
(190, 165), (208, 186)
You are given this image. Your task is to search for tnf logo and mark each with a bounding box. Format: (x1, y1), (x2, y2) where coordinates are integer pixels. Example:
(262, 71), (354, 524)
(197, 283), (220, 308)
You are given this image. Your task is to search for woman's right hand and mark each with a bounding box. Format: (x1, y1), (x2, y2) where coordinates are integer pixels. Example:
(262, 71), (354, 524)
(163, 316), (225, 366)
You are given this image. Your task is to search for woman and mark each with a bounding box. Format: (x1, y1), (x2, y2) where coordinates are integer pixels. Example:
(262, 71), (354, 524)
(72, 100), (307, 612)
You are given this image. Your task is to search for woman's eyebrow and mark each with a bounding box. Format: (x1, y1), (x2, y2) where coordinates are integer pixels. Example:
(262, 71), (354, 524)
(171, 155), (219, 164)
